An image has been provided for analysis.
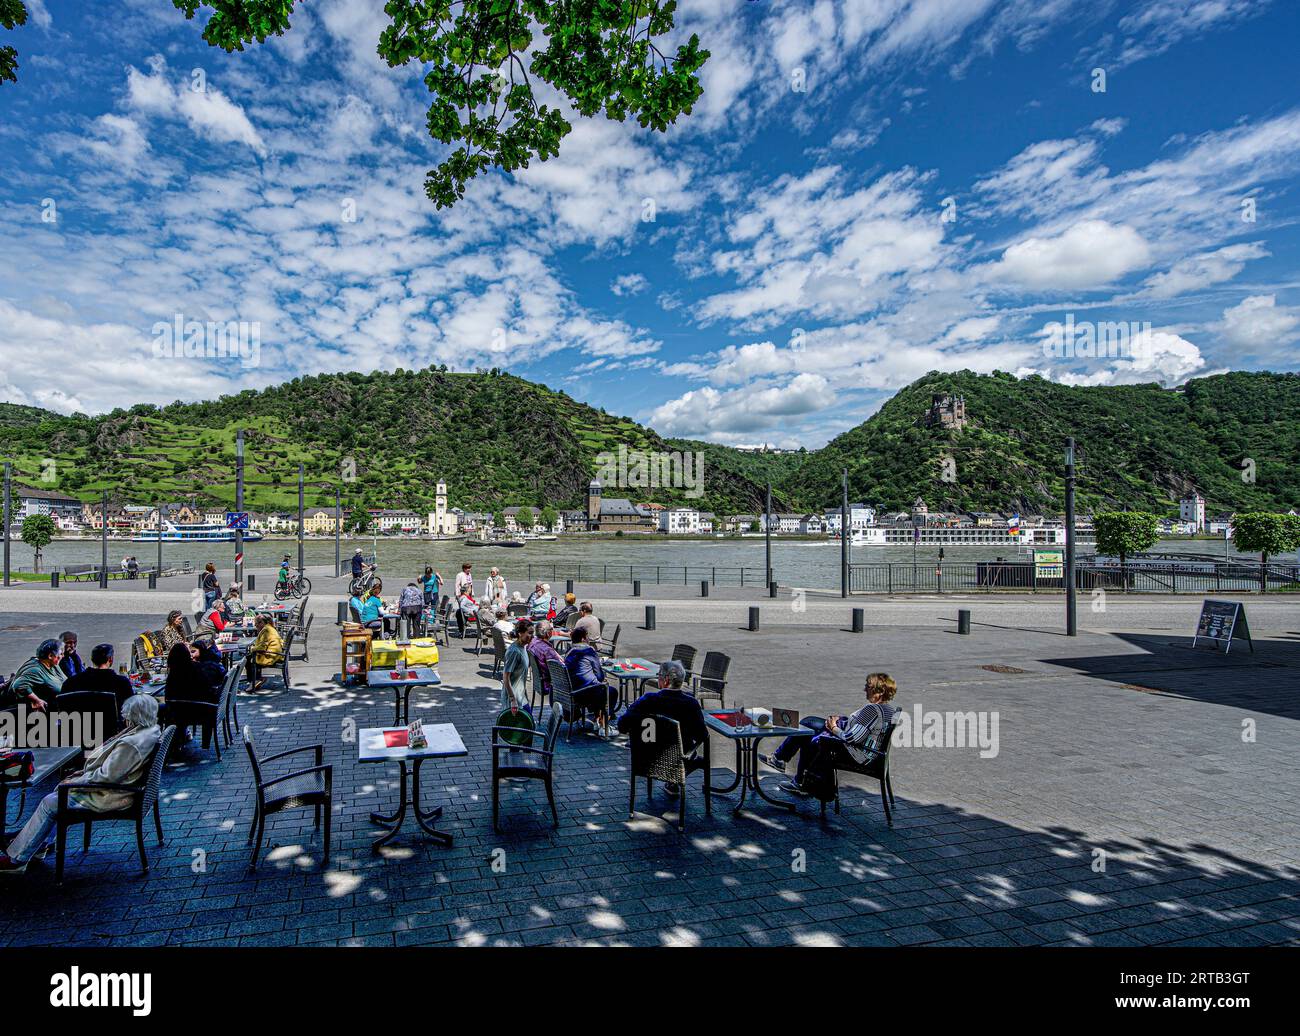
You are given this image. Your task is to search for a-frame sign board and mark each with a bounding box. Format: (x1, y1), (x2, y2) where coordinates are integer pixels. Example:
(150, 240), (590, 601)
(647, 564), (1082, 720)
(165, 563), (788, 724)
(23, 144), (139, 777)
(1192, 599), (1253, 654)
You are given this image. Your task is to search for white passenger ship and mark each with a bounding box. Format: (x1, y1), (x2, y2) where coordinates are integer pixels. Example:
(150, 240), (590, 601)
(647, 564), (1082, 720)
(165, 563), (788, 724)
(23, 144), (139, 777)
(132, 521), (264, 543)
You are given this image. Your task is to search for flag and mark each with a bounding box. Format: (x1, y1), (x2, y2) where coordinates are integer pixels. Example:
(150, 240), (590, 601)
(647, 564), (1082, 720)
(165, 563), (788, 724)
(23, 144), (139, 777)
(1009, 513), (1021, 537)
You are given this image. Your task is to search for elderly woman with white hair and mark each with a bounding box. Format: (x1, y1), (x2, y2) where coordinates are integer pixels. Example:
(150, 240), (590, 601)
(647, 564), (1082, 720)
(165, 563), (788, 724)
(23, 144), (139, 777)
(526, 581), (554, 620)
(0, 694), (163, 874)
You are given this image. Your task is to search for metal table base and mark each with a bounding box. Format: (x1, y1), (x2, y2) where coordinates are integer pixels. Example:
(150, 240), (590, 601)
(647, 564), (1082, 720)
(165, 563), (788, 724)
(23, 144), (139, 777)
(369, 758), (453, 849)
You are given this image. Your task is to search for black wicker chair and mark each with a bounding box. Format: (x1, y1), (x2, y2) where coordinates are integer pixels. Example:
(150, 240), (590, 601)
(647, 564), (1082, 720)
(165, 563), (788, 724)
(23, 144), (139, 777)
(597, 623), (621, 659)
(218, 665), (241, 747)
(491, 708), (562, 831)
(242, 725), (332, 870)
(821, 720), (899, 825)
(671, 644), (698, 679)
(527, 653), (552, 716)
(164, 692), (222, 759)
(626, 716), (710, 832)
(691, 651), (731, 709)
(49, 691), (120, 746)
(55, 724), (177, 882)
(490, 628), (508, 678)
(545, 658), (592, 742)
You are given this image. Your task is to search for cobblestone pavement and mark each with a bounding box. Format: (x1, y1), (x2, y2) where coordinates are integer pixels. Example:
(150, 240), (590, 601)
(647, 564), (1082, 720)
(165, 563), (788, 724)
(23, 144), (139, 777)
(0, 604), (1297, 947)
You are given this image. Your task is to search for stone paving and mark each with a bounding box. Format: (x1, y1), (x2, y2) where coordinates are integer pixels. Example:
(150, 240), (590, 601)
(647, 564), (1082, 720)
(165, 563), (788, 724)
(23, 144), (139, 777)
(0, 599), (1297, 947)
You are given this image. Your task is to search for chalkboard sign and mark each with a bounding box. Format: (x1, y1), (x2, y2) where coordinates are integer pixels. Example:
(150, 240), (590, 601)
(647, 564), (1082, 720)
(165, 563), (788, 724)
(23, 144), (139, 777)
(1193, 599), (1253, 653)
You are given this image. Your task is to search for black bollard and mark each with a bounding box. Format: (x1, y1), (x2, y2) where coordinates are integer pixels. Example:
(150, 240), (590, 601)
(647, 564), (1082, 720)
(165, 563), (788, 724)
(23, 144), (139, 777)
(769, 580), (778, 598)
(50, 571), (59, 588)
(633, 579), (641, 597)
(337, 601), (349, 625)
(958, 609), (971, 635)
(645, 605), (656, 630)
(148, 572), (157, 589)
(566, 578), (574, 595)
(852, 608), (864, 633)
(748, 606), (760, 632)
(701, 580), (709, 598)
(247, 574), (256, 592)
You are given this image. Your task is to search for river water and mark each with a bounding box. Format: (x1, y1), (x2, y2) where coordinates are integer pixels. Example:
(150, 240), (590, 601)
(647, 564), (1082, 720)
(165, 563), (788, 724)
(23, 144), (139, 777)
(6, 534), (1252, 591)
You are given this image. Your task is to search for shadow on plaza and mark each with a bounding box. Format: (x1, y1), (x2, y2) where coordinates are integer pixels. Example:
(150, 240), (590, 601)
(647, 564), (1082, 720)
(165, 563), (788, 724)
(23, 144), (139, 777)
(1040, 633), (1300, 721)
(1, 674), (1298, 948)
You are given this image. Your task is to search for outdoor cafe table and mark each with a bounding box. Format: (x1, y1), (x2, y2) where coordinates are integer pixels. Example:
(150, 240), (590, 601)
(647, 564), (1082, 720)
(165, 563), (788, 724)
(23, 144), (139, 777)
(215, 636), (255, 662)
(604, 657), (658, 709)
(703, 710), (813, 815)
(358, 723), (466, 849)
(366, 666), (442, 725)
(0, 746), (84, 840)
(250, 601), (296, 619)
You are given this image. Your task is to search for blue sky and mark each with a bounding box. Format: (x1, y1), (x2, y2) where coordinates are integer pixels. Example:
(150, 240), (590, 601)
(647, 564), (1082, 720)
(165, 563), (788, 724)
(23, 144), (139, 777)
(1, 0), (1298, 447)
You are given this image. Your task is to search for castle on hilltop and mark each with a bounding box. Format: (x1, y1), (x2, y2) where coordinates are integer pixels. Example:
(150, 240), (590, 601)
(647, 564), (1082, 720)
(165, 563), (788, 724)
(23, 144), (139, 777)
(924, 393), (968, 430)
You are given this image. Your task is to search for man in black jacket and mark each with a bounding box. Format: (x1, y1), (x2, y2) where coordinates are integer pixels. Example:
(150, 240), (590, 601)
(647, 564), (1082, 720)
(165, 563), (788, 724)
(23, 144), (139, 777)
(617, 660), (708, 793)
(61, 643), (134, 709)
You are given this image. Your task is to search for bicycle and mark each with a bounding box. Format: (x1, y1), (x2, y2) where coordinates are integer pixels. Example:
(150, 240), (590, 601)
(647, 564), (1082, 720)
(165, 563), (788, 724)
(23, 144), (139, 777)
(348, 564), (377, 598)
(274, 569), (313, 599)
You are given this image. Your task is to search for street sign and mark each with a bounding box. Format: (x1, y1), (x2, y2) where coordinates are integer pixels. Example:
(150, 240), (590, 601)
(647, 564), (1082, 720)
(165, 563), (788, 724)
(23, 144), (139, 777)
(1034, 548), (1064, 579)
(1193, 599), (1252, 653)
(226, 511), (250, 530)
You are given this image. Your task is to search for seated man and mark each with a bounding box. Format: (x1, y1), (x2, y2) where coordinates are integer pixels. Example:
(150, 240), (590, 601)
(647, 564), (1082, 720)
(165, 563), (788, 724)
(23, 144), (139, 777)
(761, 672), (899, 800)
(617, 660), (707, 794)
(0, 693), (163, 873)
(525, 620), (564, 703)
(2, 638), (65, 711)
(562, 626), (618, 737)
(61, 643), (134, 709)
(573, 601), (601, 644)
(244, 614), (284, 691)
(58, 631), (86, 679)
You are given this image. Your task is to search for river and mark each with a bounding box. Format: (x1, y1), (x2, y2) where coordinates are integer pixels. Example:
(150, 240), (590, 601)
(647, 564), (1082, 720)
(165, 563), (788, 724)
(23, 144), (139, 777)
(5, 533), (1256, 591)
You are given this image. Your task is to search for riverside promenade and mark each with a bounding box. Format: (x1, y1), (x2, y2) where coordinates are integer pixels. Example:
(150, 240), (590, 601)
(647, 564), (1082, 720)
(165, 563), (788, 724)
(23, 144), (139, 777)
(0, 573), (1297, 947)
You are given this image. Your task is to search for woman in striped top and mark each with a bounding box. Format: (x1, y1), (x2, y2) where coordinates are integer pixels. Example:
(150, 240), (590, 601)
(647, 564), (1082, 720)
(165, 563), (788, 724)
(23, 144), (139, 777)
(764, 673), (898, 800)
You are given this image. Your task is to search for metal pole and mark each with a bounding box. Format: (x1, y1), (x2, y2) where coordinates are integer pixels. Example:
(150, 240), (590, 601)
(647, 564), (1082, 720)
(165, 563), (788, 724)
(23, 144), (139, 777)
(156, 501), (163, 580)
(764, 483), (772, 588)
(235, 429), (245, 588)
(840, 468), (848, 598)
(100, 489), (108, 588)
(334, 484), (341, 578)
(297, 462), (305, 573)
(2, 462), (10, 587)
(1065, 437), (1077, 637)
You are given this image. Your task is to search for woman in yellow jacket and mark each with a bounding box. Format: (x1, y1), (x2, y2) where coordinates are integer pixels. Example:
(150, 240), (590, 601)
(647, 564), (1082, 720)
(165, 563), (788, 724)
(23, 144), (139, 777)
(245, 614), (283, 691)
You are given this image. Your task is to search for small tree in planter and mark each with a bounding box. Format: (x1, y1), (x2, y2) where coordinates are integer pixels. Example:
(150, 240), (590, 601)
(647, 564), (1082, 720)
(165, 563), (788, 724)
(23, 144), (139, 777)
(1093, 511), (1160, 589)
(1231, 512), (1300, 592)
(20, 514), (57, 575)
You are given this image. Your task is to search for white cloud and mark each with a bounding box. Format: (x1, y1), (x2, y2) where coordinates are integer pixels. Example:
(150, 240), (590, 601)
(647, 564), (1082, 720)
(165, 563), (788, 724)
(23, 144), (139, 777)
(647, 372), (837, 440)
(1143, 242), (1269, 298)
(610, 273), (649, 297)
(1219, 295), (1300, 352)
(988, 220), (1152, 291)
(127, 55), (268, 156)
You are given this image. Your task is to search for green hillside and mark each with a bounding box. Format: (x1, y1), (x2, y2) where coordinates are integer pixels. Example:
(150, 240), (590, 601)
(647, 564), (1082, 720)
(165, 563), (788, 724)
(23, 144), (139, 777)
(0, 368), (784, 515)
(2, 367), (1297, 518)
(778, 370), (1300, 515)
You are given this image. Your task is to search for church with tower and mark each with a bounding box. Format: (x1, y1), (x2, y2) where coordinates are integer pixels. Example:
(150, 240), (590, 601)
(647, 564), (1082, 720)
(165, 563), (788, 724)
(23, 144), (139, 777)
(426, 479), (459, 535)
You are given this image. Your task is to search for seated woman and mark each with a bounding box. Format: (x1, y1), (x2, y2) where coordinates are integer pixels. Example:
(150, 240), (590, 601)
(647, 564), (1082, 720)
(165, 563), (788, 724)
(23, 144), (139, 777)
(164, 642), (223, 704)
(223, 586), (247, 620)
(456, 590), (479, 637)
(562, 626), (618, 737)
(194, 597), (229, 640)
(553, 593), (578, 627)
(244, 614), (283, 691)
(353, 589), (384, 634)
(157, 609), (189, 656)
(760, 672), (899, 800)
(0, 694), (163, 873)
(526, 581), (553, 620)
(526, 620), (564, 702)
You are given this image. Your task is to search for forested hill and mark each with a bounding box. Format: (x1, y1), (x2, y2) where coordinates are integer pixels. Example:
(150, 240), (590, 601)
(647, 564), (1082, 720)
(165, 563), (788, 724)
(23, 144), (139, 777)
(779, 370), (1300, 515)
(0, 368), (784, 514)
(0, 367), (1296, 517)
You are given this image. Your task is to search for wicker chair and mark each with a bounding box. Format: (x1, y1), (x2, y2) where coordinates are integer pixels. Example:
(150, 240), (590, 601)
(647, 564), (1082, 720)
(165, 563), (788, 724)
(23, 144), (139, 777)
(527, 653), (551, 716)
(691, 651), (731, 709)
(242, 725), (332, 870)
(822, 721), (899, 825)
(55, 725), (177, 882)
(49, 691), (120, 746)
(597, 623), (621, 659)
(490, 628), (508, 678)
(507, 602), (528, 618)
(285, 613), (313, 663)
(626, 716), (710, 832)
(671, 644), (698, 680)
(164, 692), (222, 760)
(546, 658), (590, 742)
(218, 665), (241, 747)
(491, 708), (562, 831)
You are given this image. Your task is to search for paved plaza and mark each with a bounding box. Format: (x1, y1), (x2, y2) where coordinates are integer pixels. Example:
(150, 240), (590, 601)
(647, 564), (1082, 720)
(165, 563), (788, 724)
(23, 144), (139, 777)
(0, 576), (1297, 947)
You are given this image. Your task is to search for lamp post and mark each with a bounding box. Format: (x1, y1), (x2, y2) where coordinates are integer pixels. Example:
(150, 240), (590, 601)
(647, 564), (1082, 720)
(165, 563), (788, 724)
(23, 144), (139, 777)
(1065, 437), (1077, 637)
(234, 429), (244, 589)
(2, 462), (10, 588)
(334, 484), (341, 578)
(297, 463), (305, 574)
(764, 483), (772, 589)
(840, 468), (849, 598)
(99, 490), (108, 588)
